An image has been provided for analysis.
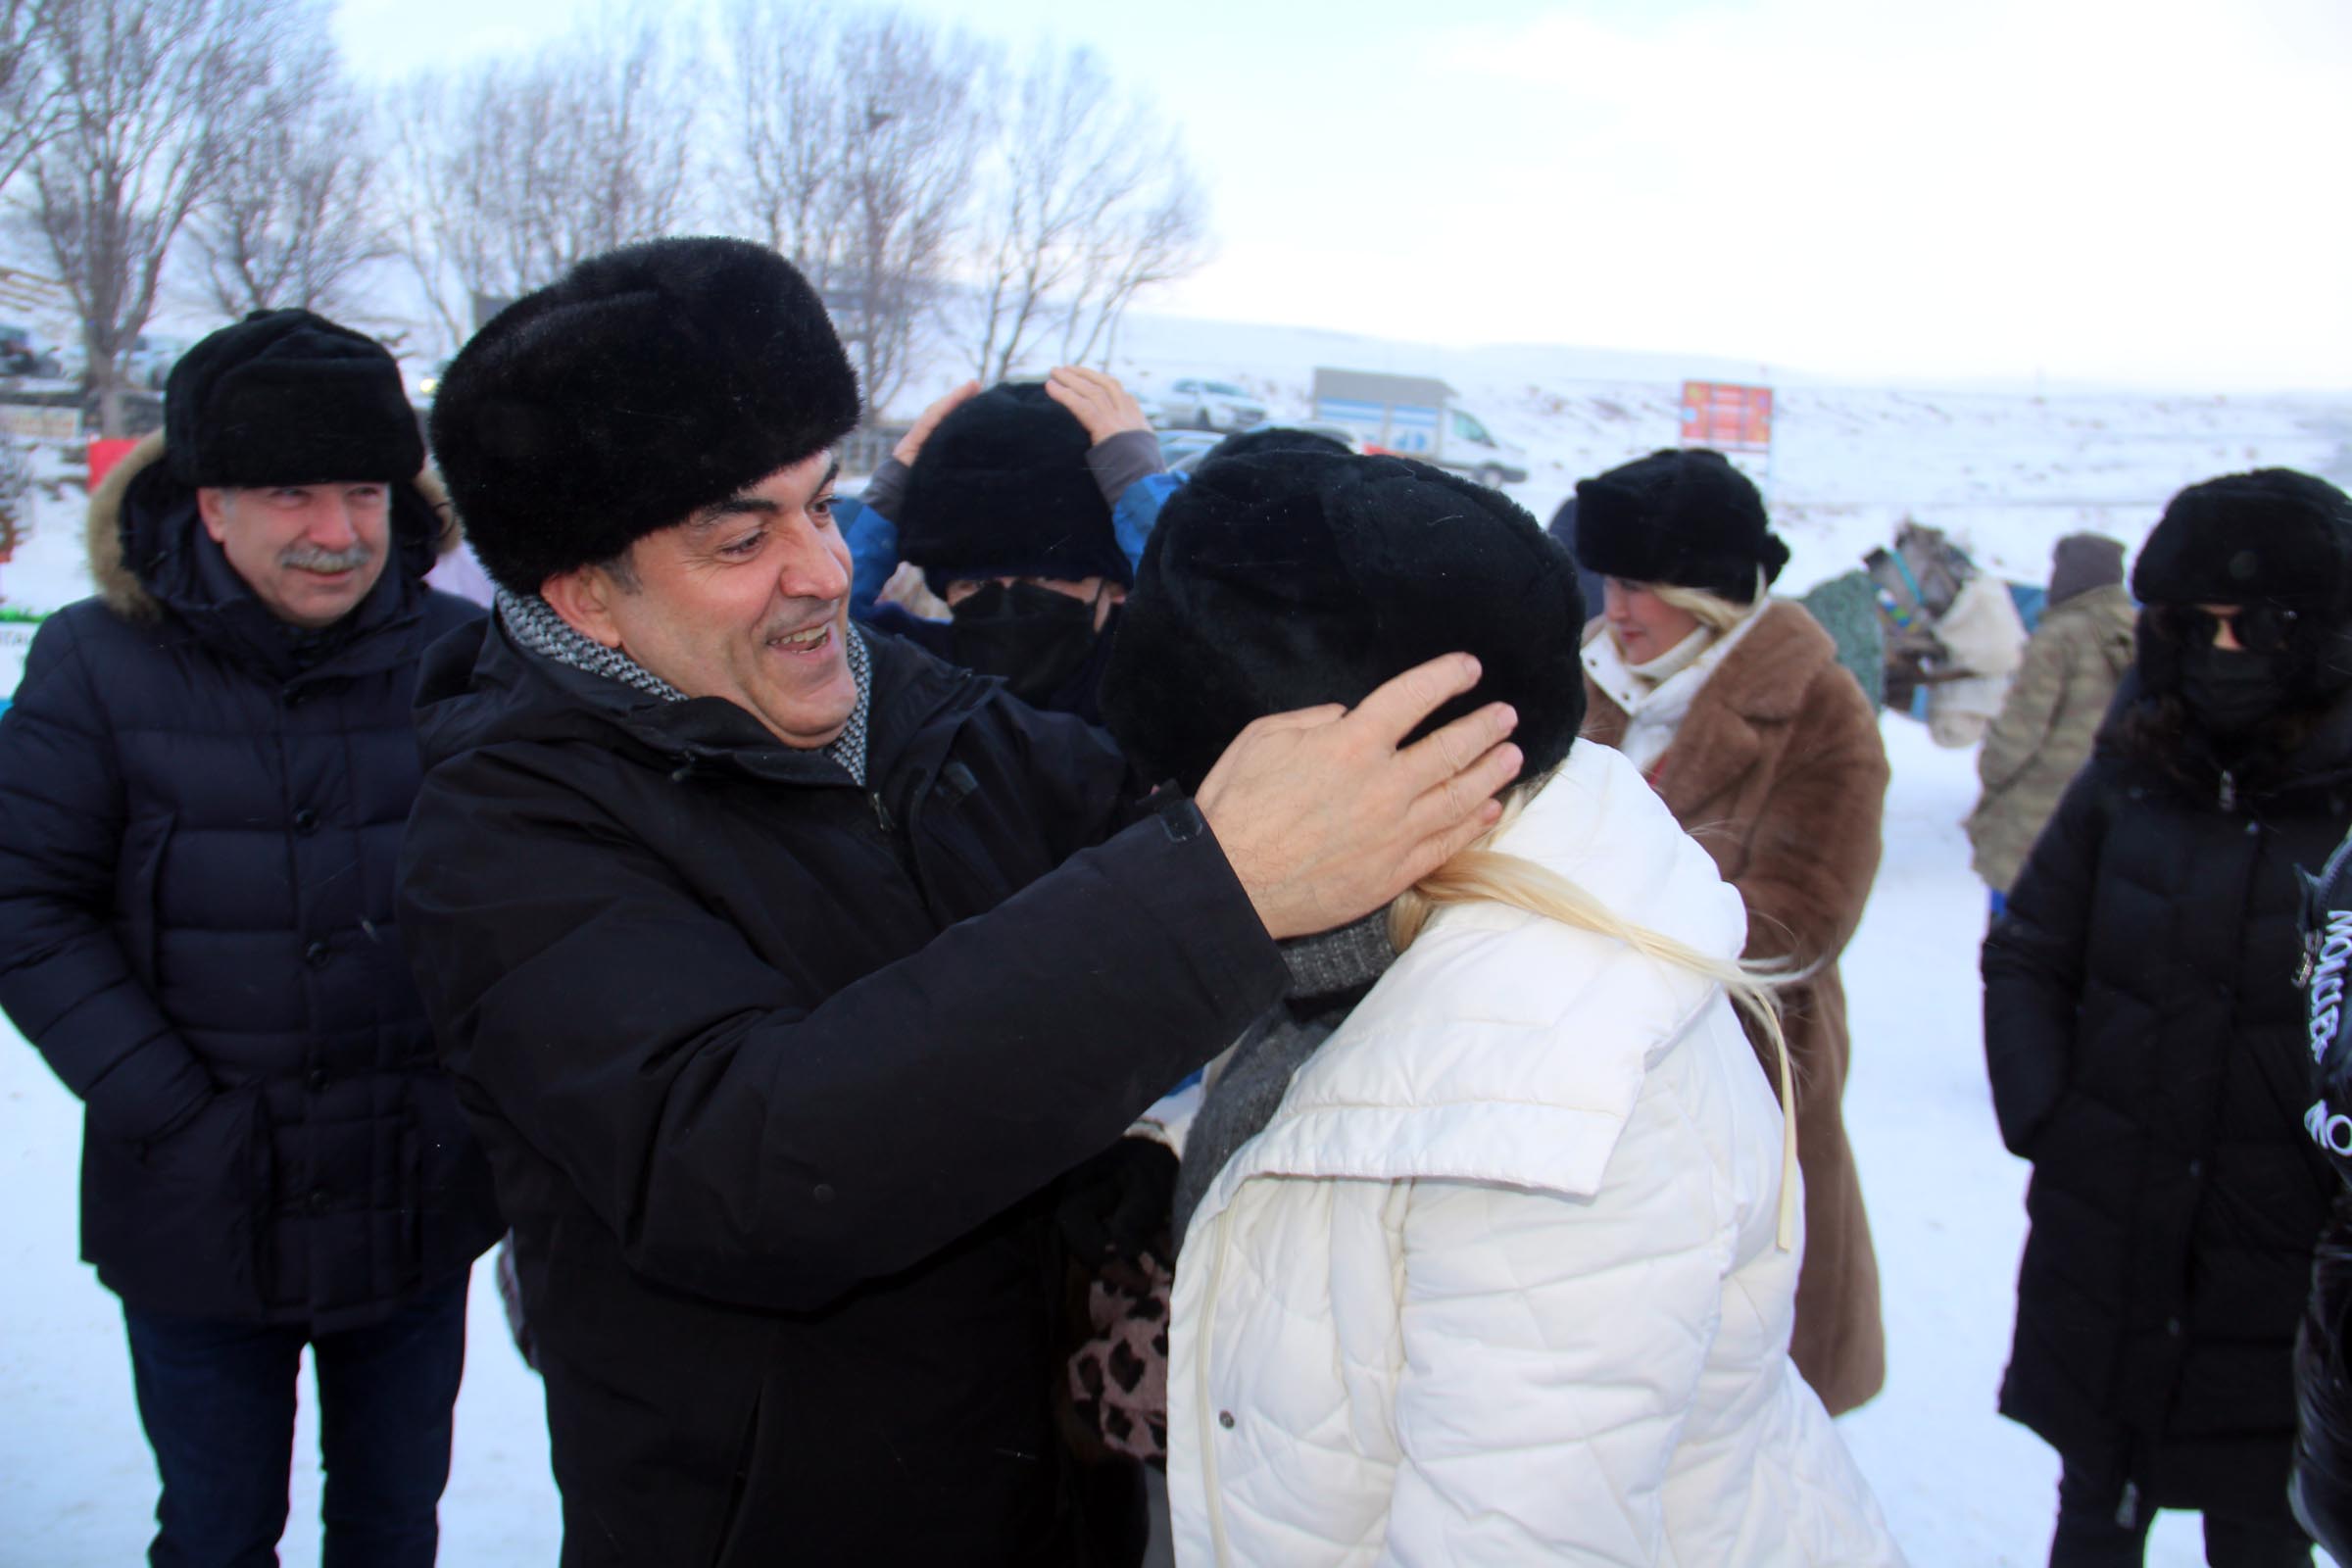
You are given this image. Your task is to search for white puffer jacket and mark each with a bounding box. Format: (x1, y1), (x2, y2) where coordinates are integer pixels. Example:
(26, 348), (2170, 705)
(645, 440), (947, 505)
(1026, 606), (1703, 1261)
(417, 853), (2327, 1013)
(1166, 742), (1905, 1566)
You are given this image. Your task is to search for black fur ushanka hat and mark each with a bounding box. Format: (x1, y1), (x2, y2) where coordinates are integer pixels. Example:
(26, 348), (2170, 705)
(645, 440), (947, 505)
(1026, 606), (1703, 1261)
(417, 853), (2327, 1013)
(1572, 448), (1788, 604)
(429, 237), (861, 595)
(894, 381), (1128, 594)
(2132, 468), (2352, 614)
(166, 309), (422, 489)
(1100, 450), (1585, 795)
(2129, 469), (2352, 708)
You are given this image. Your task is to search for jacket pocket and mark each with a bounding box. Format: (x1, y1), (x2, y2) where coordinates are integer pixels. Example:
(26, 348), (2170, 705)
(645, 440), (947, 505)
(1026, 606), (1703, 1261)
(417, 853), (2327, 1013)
(85, 1084), (270, 1318)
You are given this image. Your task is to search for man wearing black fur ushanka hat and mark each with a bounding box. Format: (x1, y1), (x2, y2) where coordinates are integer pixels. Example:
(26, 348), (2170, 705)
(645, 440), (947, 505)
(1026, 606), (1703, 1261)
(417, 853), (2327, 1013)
(396, 236), (1526, 1568)
(1988, 468), (2352, 1563)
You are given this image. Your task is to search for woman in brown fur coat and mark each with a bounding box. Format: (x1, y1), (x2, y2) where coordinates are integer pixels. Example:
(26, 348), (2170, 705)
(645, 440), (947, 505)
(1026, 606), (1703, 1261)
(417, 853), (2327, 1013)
(1573, 449), (1891, 1416)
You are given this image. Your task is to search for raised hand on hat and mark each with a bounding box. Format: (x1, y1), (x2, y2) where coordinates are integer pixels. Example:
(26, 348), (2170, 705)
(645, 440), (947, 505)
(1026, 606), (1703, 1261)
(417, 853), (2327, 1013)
(892, 379), (982, 466)
(1046, 366), (1152, 445)
(1194, 654), (1522, 941)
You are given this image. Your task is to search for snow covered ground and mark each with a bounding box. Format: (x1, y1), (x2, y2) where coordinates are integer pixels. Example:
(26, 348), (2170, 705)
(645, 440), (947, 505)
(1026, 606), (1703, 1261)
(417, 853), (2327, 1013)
(0, 711), (2332, 1566)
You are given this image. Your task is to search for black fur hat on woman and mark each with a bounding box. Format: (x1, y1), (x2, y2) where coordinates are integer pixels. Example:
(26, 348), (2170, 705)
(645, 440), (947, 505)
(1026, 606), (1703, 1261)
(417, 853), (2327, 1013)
(2130, 468), (2352, 712)
(2132, 469), (2352, 615)
(1571, 448), (1788, 604)
(1101, 450), (1585, 795)
(428, 236), (861, 596)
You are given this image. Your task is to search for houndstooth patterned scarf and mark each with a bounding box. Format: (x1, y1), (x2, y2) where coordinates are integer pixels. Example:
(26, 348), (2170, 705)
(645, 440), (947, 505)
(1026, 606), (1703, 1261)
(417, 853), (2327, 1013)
(496, 590), (873, 785)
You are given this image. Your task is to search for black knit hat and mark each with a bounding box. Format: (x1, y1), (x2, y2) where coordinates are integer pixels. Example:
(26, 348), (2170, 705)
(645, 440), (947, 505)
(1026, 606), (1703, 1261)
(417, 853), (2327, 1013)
(429, 237), (860, 595)
(894, 381), (1127, 595)
(2132, 469), (2352, 615)
(165, 310), (422, 488)
(1572, 448), (1788, 604)
(1101, 450), (1584, 795)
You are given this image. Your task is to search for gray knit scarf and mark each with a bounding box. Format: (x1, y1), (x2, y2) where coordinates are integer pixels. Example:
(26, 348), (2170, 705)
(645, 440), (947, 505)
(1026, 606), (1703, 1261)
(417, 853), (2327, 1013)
(495, 590), (873, 785)
(1170, 909), (1398, 1243)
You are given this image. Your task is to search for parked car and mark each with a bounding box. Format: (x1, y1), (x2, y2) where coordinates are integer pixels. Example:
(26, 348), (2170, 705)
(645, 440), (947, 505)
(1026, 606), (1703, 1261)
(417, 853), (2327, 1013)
(1310, 368), (1529, 487)
(1162, 377), (1268, 434)
(1155, 428), (1222, 473)
(0, 324), (63, 380)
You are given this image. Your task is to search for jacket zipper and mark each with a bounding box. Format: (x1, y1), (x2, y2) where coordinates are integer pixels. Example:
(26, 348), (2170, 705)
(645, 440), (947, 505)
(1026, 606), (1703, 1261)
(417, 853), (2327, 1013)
(1197, 1204), (1238, 1567)
(2219, 769), (2237, 813)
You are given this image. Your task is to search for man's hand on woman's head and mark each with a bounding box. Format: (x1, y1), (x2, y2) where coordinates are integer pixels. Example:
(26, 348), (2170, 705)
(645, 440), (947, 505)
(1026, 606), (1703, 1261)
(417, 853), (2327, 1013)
(1197, 654), (1522, 941)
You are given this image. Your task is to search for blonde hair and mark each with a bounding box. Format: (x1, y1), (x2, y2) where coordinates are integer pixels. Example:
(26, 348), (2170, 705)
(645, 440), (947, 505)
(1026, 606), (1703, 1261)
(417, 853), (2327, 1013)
(1643, 569), (1768, 632)
(1388, 777), (1802, 1250)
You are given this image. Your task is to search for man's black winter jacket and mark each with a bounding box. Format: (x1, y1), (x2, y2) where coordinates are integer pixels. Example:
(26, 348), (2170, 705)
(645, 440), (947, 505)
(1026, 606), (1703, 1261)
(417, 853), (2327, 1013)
(1984, 687), (2350, 1522)
(0, 434), (500, 1329)
(396, 618), (1286, 1568)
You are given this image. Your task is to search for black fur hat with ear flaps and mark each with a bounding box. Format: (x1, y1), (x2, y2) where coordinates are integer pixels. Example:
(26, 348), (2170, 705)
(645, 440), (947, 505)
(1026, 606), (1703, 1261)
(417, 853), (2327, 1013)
(893, 381), (1129, 596)
(1100, 449), (1585, 796)
(166, 309), (423, 489)
(428, 237), (861, 595)
(2129, 467), (2352, 708)
(1572, 447), (1788, 604)
(2132, 468), (2352, 615)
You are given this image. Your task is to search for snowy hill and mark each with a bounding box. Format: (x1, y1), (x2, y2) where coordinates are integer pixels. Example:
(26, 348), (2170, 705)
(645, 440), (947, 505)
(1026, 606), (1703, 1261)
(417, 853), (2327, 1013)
(1086, 310), (2352, 595)
(4, 307), (2346, 661)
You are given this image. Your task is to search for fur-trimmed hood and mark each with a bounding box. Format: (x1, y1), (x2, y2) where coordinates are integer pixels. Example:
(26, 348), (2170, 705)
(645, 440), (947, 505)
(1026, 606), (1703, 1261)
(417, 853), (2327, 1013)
(85, 429), (460, 621)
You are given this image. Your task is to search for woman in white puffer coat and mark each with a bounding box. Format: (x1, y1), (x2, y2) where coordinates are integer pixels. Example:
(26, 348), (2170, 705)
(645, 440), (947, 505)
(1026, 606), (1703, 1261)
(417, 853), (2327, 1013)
(1098, 448), (1903, 1567)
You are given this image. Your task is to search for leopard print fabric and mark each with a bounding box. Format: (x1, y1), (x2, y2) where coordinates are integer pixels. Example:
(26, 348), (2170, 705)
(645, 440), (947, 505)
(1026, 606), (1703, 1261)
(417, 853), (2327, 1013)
(1067, 1251), (1172, 1465)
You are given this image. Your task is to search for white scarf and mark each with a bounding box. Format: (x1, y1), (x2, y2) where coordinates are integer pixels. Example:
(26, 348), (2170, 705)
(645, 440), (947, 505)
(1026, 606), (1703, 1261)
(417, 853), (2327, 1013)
(1583, 599), (1772, 775)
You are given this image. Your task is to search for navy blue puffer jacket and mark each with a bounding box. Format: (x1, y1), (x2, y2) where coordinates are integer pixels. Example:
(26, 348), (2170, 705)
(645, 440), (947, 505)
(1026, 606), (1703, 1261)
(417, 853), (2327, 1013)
(0, 433), (500, 1329)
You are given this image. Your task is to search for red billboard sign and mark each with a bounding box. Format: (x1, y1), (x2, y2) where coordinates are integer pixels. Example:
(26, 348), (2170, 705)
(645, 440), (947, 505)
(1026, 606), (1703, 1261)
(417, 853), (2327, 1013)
(1680, 380), (1773, 452)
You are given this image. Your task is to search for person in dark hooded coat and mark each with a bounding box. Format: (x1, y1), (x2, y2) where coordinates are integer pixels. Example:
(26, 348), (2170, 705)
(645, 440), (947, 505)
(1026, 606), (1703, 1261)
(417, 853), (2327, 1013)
(1984, 468), (2352, 1566)
(0, 310), (499, 1566)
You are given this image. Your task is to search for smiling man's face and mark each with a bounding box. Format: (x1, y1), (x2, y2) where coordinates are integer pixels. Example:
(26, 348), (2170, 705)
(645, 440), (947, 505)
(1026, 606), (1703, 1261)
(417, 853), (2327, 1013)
(197, 481), (392, 629)
(546, 450), (857, 748)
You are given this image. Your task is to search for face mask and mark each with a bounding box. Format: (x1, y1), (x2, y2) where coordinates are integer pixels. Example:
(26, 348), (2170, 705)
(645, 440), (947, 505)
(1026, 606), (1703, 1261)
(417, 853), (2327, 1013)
(2178, 645), (2286, 740)
(948, 580), (1102, 706)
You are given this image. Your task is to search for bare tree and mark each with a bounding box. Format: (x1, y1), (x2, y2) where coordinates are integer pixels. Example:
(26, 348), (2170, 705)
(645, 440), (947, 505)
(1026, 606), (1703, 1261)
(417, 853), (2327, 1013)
(392, 14), (694, 358)
(24, 0), (308, 434)
(0, 0), (65, 193)
(963, 47), (1210, 383)
(721, 2), (983, 421)
(186, 49), (391, 318)
(723, 0), (845, 279)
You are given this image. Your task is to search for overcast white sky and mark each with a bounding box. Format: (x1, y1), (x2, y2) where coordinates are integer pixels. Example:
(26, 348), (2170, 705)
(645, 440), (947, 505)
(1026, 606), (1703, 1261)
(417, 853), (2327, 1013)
(334, 0), (2352, 391)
